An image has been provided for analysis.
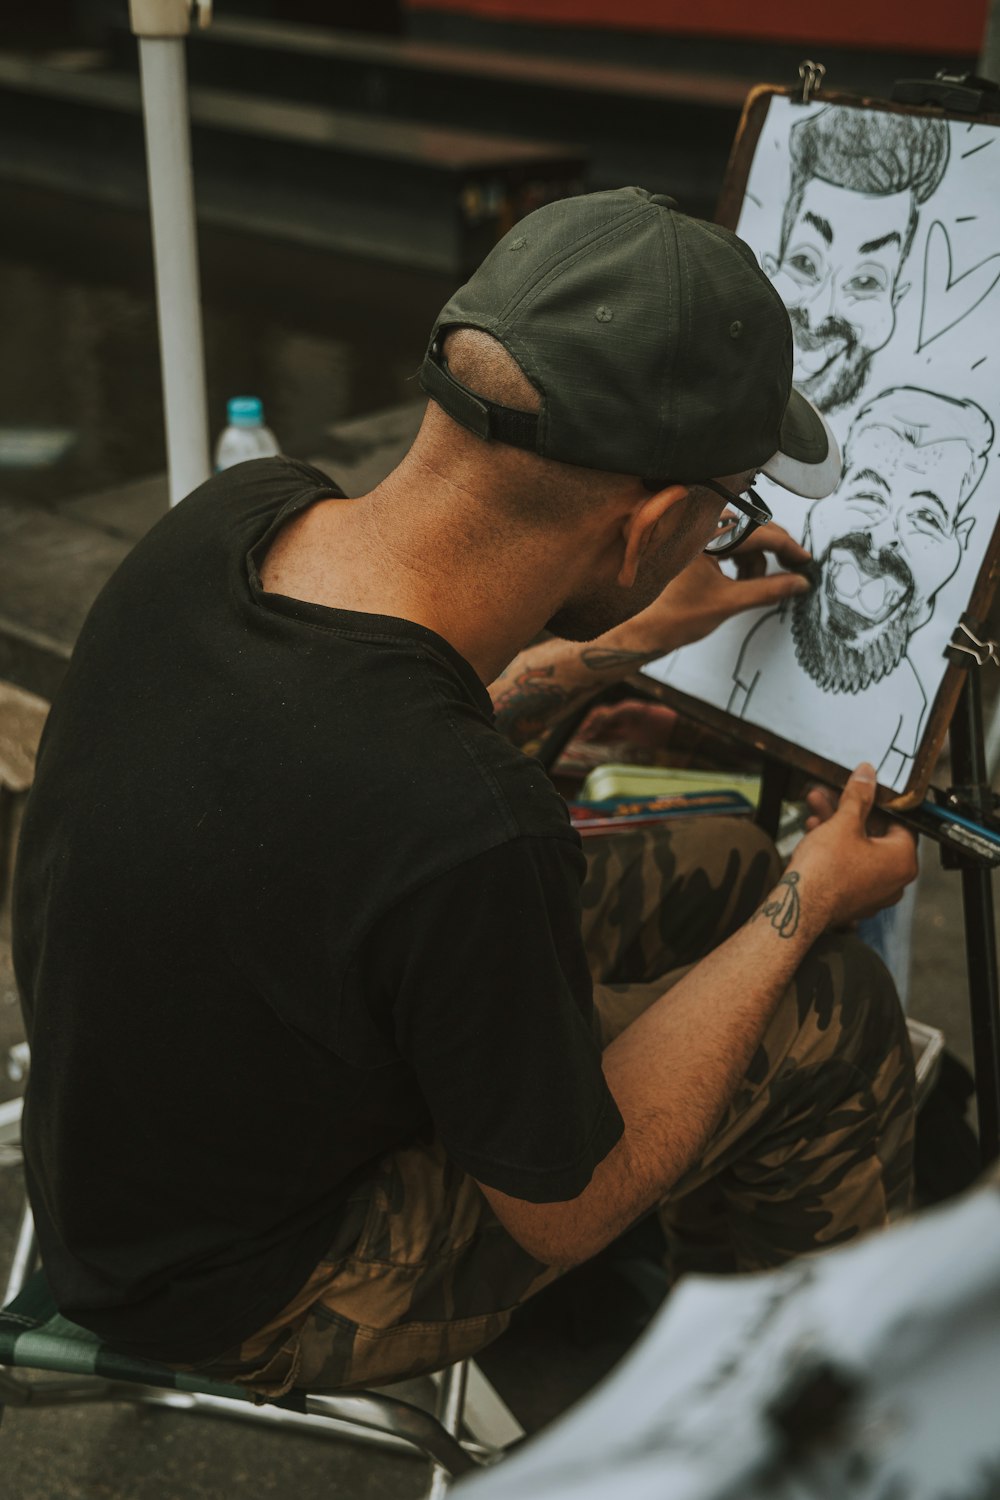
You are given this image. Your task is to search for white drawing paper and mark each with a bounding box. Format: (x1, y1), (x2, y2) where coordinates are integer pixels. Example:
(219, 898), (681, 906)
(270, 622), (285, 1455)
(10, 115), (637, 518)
(645, 98), (1000, 793)
(459, 1187), (1000, 1500)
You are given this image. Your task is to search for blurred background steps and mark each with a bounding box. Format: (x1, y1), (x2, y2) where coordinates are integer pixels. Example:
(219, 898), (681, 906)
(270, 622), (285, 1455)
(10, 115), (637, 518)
(0, 50), (585, 278)
(0, 3), (978, 284)
(174, 16), (747, 217)
(0, 3), (984, 690)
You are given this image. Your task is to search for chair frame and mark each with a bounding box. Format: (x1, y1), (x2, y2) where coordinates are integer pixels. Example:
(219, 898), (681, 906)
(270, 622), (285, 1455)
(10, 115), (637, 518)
(2, 760), (523, 1493)
(0, 1157), (524, 1497)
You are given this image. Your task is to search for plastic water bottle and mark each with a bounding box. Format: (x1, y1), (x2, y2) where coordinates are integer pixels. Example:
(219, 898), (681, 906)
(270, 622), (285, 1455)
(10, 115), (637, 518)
(214, 396), (280, 471)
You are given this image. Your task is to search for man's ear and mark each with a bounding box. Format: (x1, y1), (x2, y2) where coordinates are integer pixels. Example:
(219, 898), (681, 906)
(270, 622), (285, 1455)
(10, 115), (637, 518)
(616, 484), (689, 588)
(892, 280), (911, 306)
(957, 515), (976, 550)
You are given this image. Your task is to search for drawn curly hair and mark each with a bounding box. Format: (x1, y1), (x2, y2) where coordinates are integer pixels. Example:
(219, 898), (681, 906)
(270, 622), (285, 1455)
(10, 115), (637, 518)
(780, 108), (950, 261)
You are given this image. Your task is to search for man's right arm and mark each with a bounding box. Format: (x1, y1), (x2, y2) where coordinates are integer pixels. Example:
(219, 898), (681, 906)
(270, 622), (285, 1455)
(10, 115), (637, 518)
(491, 528), (811, 746)
(476, 764), (917, 1267)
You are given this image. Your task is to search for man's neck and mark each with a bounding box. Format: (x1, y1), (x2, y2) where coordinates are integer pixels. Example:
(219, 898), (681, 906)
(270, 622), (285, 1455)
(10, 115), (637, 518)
(258, 470), (589, 686)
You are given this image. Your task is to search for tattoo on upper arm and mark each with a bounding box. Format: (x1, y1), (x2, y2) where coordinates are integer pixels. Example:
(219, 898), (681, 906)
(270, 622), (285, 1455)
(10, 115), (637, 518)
(491, 664), (582, 745)
(492, 638), (652, 747)
(753, 872), (802, 938)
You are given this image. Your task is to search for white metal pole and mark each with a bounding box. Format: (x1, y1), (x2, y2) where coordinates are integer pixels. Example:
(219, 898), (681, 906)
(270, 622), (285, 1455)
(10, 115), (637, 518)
(132, 1), (211, 505)
(981, 0), (1000, 84)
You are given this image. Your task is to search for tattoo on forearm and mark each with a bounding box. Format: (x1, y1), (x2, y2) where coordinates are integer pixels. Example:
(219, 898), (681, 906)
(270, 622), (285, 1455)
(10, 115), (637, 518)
(579, 646), (657, 673)
(492, 639), (654, 747)
(753, 872), (802, 938)
(491, 664), (584, 746)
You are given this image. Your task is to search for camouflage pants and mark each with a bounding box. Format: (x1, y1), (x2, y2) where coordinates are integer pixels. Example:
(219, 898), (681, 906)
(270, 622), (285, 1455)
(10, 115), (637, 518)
(184, 818), (914, 1397)
(580, 820), (914, 1273)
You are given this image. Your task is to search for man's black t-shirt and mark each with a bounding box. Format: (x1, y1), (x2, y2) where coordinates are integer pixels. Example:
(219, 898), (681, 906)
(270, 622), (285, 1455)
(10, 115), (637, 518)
(13, 457), (623, 1363)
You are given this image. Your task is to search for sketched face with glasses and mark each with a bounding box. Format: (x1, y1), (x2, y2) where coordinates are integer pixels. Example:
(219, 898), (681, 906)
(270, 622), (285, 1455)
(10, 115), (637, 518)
(763, 180), (912, 417)
(792, 388), (992, 692)
(759, 108), (950, 416)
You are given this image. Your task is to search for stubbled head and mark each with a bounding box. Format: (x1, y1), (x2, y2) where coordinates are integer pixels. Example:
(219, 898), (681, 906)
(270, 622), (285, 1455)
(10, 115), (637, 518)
(417, 326), (637, 526)
(413, 327), (733, 639)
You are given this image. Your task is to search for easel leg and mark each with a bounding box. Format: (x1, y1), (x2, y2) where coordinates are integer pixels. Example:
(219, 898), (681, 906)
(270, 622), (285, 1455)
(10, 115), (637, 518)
(960, 864), (1000, 1163)
(756, 756), (791, 842)
(949, 673), (1000, 1165)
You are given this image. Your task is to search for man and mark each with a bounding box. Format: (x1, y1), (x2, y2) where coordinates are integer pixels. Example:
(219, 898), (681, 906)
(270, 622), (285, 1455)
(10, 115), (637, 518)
(730, 386), (993, 784)
(14, 189), (916, 1397)
(762, 107), (949, 414)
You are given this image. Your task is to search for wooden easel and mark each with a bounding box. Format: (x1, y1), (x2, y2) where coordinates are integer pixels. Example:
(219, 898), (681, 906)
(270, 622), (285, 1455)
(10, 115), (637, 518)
(656, 68), (1000, 1163)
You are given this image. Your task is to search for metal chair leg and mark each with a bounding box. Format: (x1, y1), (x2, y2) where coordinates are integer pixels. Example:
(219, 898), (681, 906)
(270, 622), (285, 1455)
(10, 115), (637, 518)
(0, 1201), (492, 1483)
(462, 1360), (524, 1450)
(426, 1357), (469, 1497)
(306, 1387), (477, 1478)
(3, 1201), (36, 1306)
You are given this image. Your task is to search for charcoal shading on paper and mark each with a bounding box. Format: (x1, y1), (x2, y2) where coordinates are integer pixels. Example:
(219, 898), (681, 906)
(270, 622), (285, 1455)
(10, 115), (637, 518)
(645, 100), (1000, 794)
(729, 387), (993, 784)
(763, 107), (949, 416)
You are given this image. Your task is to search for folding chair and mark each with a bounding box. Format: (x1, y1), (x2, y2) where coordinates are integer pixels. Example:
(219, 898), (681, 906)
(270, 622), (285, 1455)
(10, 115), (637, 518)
(0, 1123), (524, 1498)
(1, 689), (526, 1494)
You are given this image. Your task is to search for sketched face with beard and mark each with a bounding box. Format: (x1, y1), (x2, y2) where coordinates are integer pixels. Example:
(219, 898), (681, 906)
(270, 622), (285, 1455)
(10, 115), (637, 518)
(792, 413), (981, 692)
(763, 179), (913, 416)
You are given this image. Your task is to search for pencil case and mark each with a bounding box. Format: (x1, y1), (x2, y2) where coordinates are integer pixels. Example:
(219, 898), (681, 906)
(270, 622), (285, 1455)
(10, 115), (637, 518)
(579, 763), (762, 806)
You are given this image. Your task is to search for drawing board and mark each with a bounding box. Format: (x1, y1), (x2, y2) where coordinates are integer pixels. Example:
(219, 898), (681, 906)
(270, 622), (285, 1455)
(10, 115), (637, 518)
(642, 87), (1000, 806)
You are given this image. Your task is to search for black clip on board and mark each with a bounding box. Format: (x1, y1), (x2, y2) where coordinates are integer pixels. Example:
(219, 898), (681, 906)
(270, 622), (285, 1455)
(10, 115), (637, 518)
(891, 71), (1000, 116)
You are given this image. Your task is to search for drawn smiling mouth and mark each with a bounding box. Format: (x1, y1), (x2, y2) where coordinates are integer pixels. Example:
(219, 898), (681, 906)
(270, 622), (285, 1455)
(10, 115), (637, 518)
(794, 335), (848, 379)
(787, 311), (856, 382)
(825, 546), (910, 625)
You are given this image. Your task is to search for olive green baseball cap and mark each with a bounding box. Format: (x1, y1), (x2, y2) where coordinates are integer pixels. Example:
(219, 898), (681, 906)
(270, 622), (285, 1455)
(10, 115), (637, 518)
(420, 187), (840, 500)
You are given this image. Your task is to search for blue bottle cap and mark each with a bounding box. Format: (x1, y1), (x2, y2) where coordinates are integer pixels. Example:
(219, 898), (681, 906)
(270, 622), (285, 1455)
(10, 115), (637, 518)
(227, 396), (264, 428)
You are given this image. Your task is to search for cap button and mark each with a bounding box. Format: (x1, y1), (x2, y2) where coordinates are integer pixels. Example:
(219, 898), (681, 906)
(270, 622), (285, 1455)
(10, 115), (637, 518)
(649, 194), (678, 211)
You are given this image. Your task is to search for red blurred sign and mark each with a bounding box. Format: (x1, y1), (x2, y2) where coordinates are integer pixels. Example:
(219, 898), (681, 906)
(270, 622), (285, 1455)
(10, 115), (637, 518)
(404, 0), (987, 55)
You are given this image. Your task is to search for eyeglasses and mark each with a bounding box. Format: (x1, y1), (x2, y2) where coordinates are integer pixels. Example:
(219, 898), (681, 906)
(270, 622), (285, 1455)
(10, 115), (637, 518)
(701, 478), (773, 557)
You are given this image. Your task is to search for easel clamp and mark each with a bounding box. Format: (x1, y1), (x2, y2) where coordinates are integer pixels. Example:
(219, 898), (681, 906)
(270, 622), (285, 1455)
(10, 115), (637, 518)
(946, 617), (1000, 670)
(797, 61), (826, 105)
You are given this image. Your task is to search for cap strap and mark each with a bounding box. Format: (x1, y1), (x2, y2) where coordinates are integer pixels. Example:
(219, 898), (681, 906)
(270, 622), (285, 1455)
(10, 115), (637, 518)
(419, 347), (539, 452)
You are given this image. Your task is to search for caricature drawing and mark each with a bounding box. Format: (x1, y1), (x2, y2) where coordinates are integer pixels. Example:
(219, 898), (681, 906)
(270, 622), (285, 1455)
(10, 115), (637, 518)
(729, 388), (994, 784)
(644, 104), (1000, 795)
(763, 109), (950, 414)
